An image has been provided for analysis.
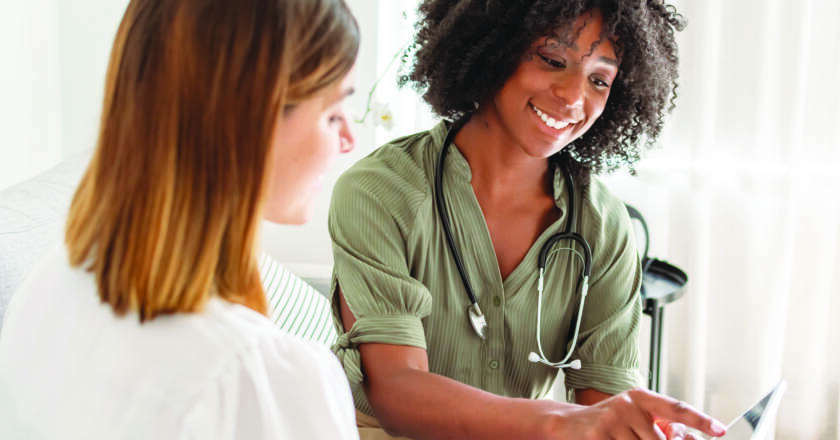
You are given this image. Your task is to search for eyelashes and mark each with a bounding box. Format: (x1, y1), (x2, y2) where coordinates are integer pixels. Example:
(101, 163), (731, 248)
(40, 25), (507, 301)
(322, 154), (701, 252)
(536, 52), (612, 89)
(538, 53), (566, 69)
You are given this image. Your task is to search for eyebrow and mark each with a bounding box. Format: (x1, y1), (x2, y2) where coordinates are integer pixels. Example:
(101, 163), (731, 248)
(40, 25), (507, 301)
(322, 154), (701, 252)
(599, 56), (619, 67)
(539, 40), (619, 67)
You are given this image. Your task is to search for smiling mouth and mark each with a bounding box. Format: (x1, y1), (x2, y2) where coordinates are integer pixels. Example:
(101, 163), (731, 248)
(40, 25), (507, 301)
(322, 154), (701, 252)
(529, 103), (580, 131)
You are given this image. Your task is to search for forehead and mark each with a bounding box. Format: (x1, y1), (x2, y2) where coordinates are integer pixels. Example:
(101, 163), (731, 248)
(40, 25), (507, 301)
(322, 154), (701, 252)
(545, 10), (608, 44)
(535, 11), (618, 59)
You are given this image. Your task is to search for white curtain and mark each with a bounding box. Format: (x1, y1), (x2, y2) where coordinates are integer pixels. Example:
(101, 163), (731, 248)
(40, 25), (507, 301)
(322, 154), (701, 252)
(606, 0), (840, 438)
(364, 1), (840, 438)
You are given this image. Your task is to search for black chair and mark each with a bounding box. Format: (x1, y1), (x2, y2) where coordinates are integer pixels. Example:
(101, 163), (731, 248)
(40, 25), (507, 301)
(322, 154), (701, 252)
(625, 204), (688, 392)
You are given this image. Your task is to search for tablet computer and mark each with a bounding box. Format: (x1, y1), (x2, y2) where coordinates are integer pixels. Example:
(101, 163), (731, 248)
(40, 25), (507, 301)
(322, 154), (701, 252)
(717, 379), (787, 439)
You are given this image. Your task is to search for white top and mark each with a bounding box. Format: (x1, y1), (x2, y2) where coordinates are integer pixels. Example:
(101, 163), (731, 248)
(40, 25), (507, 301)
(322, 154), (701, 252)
(0, 249), (359, 440)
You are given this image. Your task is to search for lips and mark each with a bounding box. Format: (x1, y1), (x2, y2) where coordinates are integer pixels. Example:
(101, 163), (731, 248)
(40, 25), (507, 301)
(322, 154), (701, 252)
(529, 103), (580, 131)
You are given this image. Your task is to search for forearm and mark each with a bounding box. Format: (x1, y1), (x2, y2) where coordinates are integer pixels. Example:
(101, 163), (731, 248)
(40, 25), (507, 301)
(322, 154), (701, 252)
(364, 367), (575, 440)
(574, 388), (613, 405)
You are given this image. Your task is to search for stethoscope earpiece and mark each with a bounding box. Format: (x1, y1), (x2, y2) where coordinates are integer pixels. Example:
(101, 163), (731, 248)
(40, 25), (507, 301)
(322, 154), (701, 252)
(528, 351), (582, 370)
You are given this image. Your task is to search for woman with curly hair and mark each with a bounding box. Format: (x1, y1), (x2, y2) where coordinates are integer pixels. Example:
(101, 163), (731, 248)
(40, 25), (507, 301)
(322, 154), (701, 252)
(329, 1), (725, 439)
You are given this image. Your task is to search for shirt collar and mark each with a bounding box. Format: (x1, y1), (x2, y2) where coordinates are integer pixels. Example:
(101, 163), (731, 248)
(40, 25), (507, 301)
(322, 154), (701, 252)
(431, 120), (472, 180)
(431, 120), (570, 212)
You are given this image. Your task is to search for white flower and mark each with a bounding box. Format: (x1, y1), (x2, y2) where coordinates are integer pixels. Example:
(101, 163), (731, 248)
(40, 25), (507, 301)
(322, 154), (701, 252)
(371, 101), (395, 131)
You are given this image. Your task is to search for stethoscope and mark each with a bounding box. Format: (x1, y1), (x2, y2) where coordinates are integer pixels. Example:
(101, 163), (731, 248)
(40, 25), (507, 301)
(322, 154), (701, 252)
(434, 115), (592, 370)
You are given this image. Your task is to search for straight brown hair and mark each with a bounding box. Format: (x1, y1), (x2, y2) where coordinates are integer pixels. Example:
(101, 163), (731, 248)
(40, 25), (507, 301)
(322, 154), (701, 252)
(65, 0), (359, 322)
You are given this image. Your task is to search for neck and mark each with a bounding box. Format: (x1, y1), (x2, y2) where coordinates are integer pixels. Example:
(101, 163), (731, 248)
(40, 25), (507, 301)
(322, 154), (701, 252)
(453, 111), (552, 198)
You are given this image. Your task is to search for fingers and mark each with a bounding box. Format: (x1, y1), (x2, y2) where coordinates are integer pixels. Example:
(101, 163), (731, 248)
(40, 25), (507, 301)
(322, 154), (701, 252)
(626, 401), (666, 440)
(652, 422), (668, 440)
(628, 388), (727, 437)
(657, 421), (686, 439)
(606, 393), (666, 440)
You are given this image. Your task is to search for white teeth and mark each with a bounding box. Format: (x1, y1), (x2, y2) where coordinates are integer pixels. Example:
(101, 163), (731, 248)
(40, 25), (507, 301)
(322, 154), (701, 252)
(530, 103), (575, 131)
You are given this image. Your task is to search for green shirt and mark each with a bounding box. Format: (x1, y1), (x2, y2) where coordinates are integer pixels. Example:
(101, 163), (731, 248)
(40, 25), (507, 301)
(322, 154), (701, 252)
(329, 121), (642, 416)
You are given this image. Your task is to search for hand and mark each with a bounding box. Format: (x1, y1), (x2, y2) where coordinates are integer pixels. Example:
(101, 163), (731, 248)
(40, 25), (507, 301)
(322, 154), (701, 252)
(549, 387), (727, 440)
(656, 421), (705, 440)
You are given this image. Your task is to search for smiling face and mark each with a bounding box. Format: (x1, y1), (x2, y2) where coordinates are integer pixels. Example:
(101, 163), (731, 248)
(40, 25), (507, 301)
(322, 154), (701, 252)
(482, 10), (618, 159)
(262, 70), (356, 225)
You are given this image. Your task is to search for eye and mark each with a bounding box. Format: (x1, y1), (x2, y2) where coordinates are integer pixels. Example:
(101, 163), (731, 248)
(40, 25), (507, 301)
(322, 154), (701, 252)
(590, 77), (611, 89)
(537, 53), (566, 69)
(329, 114), (345, 125)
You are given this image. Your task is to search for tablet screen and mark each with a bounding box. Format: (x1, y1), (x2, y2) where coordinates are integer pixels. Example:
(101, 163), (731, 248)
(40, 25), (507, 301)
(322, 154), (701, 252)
(719, 380), (787, 440)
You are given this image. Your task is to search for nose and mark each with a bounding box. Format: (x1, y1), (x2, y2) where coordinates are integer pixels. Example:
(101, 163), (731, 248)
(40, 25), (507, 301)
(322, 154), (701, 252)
(552, 73), (585, 120)
(339, 118), (355, 154)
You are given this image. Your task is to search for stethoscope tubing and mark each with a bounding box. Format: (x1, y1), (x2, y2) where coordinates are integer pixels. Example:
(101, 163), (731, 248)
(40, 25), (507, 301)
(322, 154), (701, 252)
(434, 116), (479, 306)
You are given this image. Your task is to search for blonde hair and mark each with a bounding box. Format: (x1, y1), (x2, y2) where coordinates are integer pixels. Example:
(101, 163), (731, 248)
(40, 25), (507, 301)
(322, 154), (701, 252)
(66, 0), (359, 321)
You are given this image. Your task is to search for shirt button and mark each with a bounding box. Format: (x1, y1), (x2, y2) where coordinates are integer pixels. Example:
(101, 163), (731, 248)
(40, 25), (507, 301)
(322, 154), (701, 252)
(493, 296), (501, 307)
(489, 360), (499, 369)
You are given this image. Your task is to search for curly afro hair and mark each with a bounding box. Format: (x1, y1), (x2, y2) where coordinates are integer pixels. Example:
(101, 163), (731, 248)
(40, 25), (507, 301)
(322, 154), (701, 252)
(402, 0), (686, 182)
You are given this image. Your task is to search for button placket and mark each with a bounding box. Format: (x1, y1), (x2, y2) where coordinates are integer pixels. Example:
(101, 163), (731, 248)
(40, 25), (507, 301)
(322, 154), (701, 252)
(482, 288), (505, 394)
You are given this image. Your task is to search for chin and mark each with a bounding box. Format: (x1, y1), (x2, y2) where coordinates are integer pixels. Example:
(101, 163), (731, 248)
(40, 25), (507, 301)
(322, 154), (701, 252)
(520, 136), (567, 159)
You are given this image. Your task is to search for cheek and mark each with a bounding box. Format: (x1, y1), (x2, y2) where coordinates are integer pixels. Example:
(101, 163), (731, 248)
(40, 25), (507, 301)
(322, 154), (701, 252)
(296, 121), (340, 178)
(312, 124), (334, 160)
(320, 121), (344, 156)
(587, 93), (610, 120)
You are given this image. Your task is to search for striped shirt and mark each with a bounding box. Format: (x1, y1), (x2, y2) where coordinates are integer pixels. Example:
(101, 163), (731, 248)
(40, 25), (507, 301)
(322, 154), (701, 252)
(329, 121), (642, 416)
(259, 253), (336, 346)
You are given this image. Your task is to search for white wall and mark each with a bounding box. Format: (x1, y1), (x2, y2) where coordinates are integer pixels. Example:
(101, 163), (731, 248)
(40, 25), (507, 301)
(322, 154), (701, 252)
(56, 0), (131, 157)
(0, 0), (128, 190)
(0, 0), (63, 190)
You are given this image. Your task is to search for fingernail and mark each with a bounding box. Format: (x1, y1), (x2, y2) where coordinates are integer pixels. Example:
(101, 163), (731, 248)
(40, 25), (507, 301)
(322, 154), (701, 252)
(711, 420), (727, 436)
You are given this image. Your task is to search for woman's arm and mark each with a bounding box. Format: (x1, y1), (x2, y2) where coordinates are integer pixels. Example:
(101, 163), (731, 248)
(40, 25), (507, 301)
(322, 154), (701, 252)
(576, 389), (613, 405)
(340, 289), (557, 439)
(339, 290), (726, 440)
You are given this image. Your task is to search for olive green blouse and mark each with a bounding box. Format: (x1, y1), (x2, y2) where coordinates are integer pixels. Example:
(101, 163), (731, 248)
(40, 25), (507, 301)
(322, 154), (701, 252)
(329, 121), (642, 417)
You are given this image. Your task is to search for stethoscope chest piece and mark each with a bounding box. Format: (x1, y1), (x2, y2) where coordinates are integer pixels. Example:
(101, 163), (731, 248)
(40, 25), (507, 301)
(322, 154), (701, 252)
(467, 303), (488, 339)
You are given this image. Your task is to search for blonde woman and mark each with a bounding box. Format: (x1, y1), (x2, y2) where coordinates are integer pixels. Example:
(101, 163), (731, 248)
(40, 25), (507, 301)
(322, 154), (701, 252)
(0, 0), (359, 438)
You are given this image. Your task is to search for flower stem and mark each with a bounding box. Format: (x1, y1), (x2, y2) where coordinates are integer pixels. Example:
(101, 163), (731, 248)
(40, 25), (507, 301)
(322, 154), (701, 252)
(355, 41), (410, 124)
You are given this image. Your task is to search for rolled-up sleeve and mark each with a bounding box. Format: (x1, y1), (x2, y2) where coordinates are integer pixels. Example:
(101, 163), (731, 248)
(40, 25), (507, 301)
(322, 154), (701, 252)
(563, 186), (643, 395)
(328, 166), (432, 385)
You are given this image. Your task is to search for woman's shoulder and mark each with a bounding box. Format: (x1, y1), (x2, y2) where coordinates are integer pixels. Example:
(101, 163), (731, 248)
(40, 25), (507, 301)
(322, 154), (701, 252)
(201, 298), (330, 359)
(183, 306), (355, 439)
(338, 123), (446, 193)
(331, 122), (447, 218)
(580, 175), (633, 235)
(0, 247), (93, 334)
(171, 302), (355, 439)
